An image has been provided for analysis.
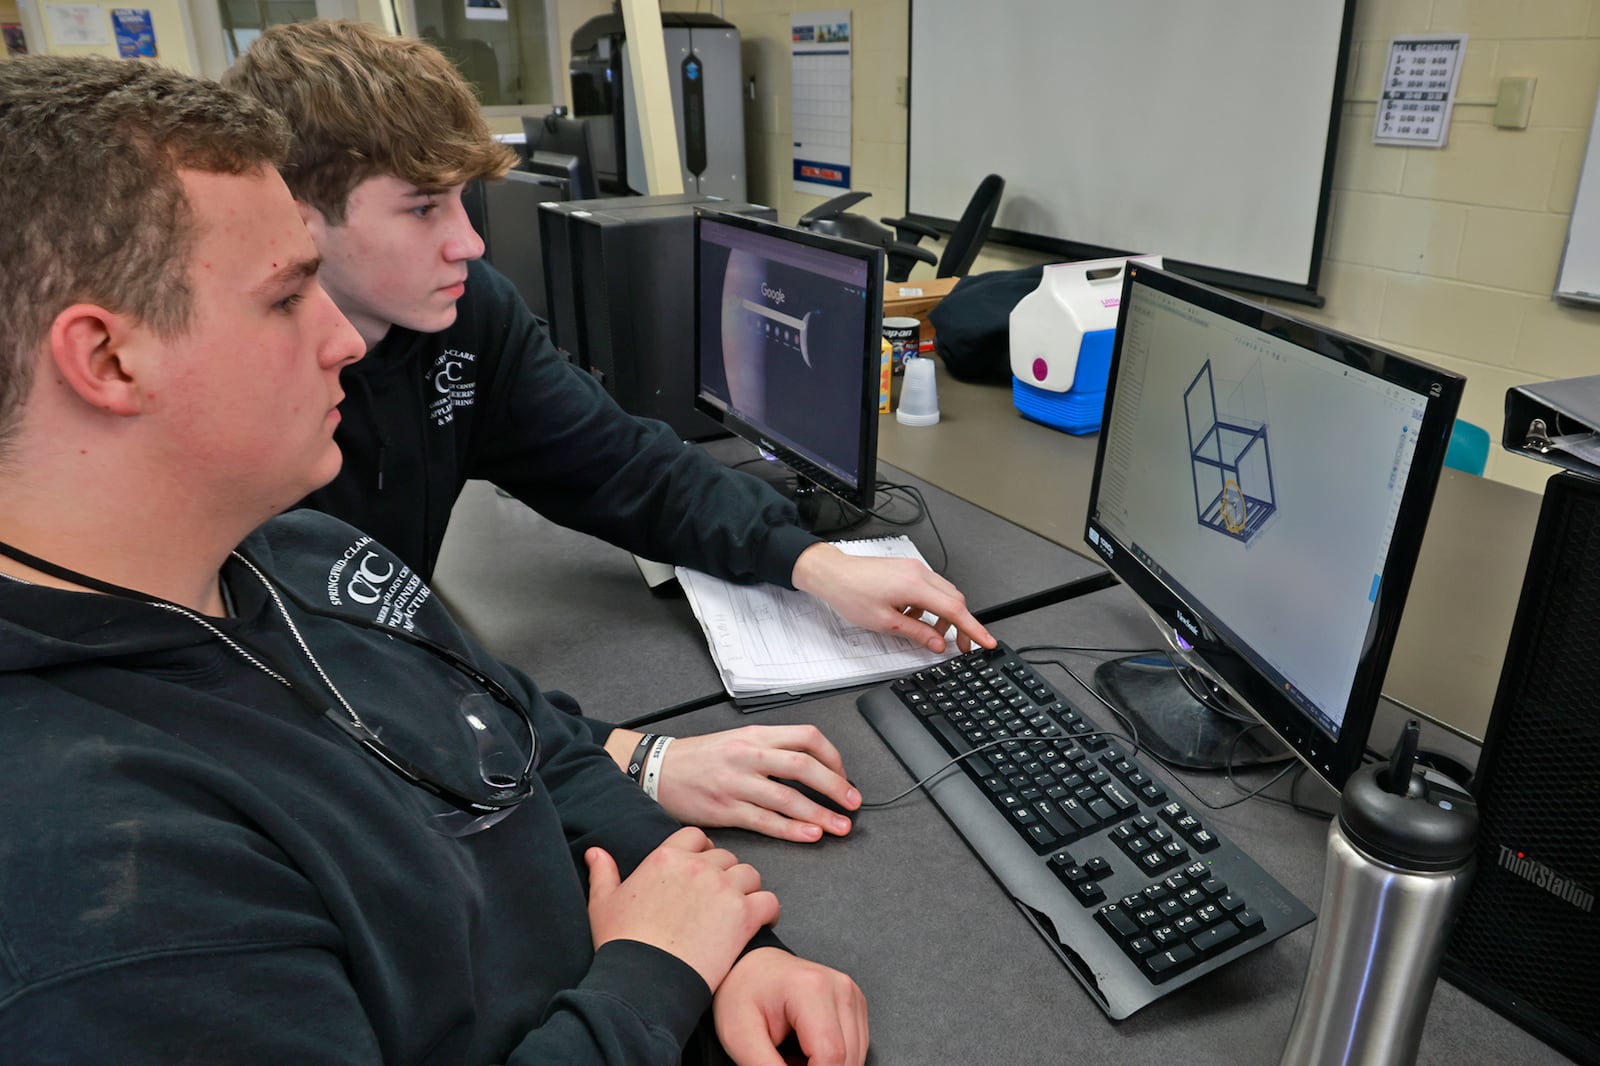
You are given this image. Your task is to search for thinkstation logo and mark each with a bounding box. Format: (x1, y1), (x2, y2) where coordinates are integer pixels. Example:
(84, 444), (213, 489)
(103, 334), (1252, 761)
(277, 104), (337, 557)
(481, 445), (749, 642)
(1497, 846), (1596, 914)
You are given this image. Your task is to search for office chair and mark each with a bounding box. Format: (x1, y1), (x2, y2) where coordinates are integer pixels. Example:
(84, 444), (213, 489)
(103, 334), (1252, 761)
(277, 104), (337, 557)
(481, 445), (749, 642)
(797, 191), (936, 279)
(797, 175), (1005, 283)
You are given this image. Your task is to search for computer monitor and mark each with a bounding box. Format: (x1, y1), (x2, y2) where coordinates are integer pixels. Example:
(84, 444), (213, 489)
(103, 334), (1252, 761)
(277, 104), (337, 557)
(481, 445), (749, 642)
(694, 210), (884, 520)
(521, 113), (599, 199)
(478, 169), (571, 321)
(1084, 264), (1463, 790)
(522, 150), (580, 200)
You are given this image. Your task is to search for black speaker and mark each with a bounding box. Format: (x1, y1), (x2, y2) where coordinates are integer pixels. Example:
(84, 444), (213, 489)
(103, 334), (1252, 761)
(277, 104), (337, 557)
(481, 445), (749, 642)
(1441, 470), (1600, 1066)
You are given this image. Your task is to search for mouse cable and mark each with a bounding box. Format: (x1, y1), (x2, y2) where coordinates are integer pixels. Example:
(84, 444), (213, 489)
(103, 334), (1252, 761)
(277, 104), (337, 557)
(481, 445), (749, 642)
(853, 650), (1331, 817)
(1020, 652), (1325, 818)
(1020, 644), (1283, 758)
(857, 729), (1131, 809)
(1017, 644), (1263, 729)
(1013, 642), (1168, 657)
(867, 480), (949, 574)
(857, 726), (1305, 809)
(855, 725), (1302, 815)
(866, 480), (928, 526)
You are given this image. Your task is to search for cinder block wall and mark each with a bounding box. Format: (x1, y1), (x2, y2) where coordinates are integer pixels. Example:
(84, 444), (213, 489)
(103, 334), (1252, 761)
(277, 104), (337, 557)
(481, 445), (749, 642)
(675, 0), (1600, 492)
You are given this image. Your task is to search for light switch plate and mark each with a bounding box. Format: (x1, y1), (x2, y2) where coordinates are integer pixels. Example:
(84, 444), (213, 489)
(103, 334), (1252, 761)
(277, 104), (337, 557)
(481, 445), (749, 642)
(1494, 77), (1536, 129)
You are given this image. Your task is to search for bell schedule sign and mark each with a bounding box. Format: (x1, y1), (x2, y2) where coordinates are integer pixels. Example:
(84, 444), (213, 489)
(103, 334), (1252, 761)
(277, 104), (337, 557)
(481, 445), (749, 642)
(1373, 34), (1466, 149)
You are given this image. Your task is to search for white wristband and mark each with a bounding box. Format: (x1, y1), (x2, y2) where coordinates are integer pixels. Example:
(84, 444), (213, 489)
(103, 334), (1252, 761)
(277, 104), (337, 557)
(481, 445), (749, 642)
(641, 735), (673, 802)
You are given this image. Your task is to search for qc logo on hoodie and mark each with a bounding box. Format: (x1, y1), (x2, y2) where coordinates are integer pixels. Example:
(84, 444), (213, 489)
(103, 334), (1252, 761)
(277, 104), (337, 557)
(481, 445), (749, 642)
(325, 534), (433, 630)
(429, 348), (478, 427)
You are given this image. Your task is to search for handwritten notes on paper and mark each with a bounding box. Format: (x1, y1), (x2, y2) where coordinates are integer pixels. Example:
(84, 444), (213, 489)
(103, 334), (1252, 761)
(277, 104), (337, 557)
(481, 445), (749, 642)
(677, 536), (957, 701)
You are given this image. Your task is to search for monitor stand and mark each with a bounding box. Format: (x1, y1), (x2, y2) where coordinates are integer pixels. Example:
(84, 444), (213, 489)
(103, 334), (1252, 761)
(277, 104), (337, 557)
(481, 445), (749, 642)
(1093, 654), (1292, 772)
(789, 481), (870, 536)
(739, 453), (871, 536)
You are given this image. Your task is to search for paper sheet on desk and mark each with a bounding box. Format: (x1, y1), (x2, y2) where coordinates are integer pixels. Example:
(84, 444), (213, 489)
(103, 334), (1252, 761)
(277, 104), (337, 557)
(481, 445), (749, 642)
(676, 536), (958, 701)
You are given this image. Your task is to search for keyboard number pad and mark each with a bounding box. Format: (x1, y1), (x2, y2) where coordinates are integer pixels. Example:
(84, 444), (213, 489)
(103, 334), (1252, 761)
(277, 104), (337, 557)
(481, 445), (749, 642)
(1094, 865), (1266, 983)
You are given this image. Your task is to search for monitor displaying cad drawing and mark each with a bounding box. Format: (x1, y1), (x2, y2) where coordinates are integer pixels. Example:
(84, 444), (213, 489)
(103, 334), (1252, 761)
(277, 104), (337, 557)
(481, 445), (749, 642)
(1085, 265), (1464, 787)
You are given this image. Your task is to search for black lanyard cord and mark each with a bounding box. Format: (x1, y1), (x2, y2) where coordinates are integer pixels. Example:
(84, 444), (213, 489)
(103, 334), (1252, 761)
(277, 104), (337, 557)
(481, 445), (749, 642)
(0, 534), (538, 817)
(0, 536), (170, 603)
(0, 535), (331, 718)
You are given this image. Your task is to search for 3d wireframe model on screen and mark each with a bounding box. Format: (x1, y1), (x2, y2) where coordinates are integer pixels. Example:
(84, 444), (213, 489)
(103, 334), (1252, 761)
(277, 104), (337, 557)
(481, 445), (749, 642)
(1185, 359), (1277, 544)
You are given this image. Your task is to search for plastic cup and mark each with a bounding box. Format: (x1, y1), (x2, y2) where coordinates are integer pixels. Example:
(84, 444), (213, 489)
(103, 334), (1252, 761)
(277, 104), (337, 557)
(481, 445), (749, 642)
(896, 356), (941, 427)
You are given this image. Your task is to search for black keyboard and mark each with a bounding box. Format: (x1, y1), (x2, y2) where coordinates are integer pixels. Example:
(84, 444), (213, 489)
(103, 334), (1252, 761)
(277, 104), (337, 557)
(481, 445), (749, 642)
(858, 642), (1314, 1020)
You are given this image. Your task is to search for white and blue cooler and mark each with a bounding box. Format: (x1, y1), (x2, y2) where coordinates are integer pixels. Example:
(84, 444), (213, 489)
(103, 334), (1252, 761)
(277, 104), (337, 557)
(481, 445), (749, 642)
(1009, 255), (1161, 434)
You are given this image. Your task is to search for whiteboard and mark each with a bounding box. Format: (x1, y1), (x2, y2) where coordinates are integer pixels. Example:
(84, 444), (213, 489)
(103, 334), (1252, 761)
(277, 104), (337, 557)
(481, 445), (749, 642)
(1555, 84), (1600, 305)
(907, 0), (1352, 298)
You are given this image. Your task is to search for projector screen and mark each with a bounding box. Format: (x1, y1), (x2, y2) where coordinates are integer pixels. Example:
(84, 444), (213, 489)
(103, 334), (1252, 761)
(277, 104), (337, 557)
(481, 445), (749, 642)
(907, 0), (1354, 302)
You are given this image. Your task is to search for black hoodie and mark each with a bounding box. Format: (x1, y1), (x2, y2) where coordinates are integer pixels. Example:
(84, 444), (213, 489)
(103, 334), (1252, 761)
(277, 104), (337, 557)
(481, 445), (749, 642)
(0, 510), (766, 1064)
(300, 260), (819, 588)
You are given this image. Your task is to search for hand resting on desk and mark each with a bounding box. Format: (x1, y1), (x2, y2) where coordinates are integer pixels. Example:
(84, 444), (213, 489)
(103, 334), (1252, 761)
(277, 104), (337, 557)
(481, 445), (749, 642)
(585, 826), (778, 991)
(714, 947), (869, 1066)
(586, 829), (869, 1065)
(608, 725), (862, 842)
(790, 542), (996, 654)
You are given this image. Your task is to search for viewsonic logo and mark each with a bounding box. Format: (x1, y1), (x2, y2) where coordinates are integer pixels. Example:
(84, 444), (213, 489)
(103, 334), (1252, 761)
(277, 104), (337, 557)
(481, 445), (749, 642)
(1174, 608), (1201, 640)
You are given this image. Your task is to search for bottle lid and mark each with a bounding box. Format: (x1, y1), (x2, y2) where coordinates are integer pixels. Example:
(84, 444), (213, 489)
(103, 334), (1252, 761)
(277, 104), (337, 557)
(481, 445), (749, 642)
(1338, 761), (1479, 871)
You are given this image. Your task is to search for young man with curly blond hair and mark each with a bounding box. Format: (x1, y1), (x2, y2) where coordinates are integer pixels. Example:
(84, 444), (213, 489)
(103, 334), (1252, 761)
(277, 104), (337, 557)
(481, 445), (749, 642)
(225, 20), (995, 845)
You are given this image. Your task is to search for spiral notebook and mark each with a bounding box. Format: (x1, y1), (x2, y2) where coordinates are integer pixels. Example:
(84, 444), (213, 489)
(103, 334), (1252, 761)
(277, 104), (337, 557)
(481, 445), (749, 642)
(675, 536), (960, 705)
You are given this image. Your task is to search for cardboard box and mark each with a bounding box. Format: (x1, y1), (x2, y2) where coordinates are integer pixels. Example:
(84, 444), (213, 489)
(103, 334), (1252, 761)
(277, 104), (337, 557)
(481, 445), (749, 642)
(882, 275), (961, 351)
(879, 337), (893, 413)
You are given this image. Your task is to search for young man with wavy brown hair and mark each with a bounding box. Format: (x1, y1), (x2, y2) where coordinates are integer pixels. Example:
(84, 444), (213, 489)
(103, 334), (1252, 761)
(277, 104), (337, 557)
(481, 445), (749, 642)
(226, 20), (995, 845)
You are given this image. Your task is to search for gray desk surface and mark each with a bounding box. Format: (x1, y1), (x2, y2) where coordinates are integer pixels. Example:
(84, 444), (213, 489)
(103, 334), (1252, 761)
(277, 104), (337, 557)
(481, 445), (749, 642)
(877, 371), (1101, 551)
(876, 373), (1547, 743)
(431, 444), (1104, 724)
(660, 588), (1572, 1066)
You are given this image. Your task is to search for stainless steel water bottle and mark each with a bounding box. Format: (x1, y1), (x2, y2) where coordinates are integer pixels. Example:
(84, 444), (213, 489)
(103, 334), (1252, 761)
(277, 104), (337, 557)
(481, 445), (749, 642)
(1279, 721), (1479, 1066)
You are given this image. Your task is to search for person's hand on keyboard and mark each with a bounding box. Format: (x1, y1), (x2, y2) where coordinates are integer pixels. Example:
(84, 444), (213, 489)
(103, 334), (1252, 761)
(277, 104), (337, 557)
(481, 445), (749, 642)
(656, 725), (861, 842)
(789, 543), (996, 654)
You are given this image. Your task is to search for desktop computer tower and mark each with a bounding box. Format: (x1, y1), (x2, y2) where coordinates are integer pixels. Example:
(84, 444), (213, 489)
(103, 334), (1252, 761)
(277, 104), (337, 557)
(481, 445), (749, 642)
(568, 13), (746, 200)
(1441, 470), (1600, 1066)
(570, 200), (776, 441)
(479, 171), (571, 322)
(539, 193), (712, 360)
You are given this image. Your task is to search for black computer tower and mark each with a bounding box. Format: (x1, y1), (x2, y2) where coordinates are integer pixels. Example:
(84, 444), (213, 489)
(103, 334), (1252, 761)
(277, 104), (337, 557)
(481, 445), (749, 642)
(565, 199), (776, 441)
(538, 193), (711, 360)
(479, 171), (570, 321)
(1441, 470), (1600, 1066)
